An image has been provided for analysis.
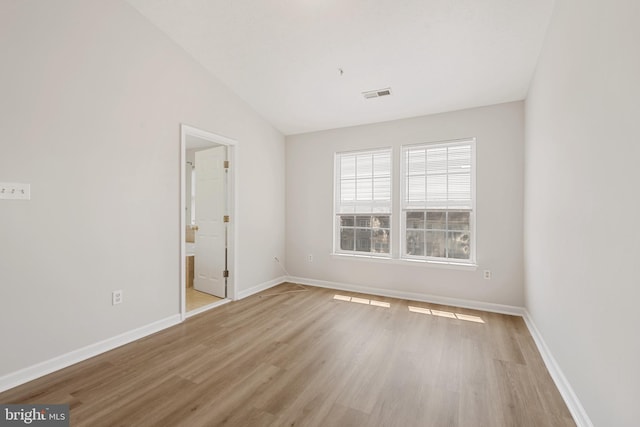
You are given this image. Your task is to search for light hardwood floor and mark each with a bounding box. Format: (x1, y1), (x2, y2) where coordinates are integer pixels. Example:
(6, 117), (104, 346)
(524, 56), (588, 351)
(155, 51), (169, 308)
(0, 283), (575, 426)
(186, 288), (223, 312)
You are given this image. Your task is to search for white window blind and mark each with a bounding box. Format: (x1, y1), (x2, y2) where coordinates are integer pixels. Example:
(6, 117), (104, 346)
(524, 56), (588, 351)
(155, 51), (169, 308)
(336, 148), (392, 214)
(402, 141), (473, 210)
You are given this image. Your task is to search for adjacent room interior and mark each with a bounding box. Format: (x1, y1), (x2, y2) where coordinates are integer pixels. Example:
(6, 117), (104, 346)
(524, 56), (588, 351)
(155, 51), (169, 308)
(1, 1), (638, 426)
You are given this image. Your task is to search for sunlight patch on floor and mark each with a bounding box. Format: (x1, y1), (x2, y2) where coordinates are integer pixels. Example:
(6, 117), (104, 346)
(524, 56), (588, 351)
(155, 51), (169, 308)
(333, 294), (391, 308)
(408, 306), (485, 323)
(431, 309), (457, 319)
(370, 300), (391, 308)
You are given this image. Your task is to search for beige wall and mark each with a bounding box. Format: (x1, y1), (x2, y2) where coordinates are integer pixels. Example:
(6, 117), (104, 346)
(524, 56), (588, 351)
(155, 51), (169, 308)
(0, 0), (285, 377)
(286, 102), (524, 307)
(525, 0), (640, 425)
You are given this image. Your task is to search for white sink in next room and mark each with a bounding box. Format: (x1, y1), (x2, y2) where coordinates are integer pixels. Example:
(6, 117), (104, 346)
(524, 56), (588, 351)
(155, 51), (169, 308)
(186, 242), (196, 256)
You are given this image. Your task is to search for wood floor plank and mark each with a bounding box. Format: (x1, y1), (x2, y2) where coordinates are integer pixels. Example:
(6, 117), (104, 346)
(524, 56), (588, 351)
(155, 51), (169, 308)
(320, 404), (370, 427)
(0, 283), (575, 426)
(186, 288), (222, 312)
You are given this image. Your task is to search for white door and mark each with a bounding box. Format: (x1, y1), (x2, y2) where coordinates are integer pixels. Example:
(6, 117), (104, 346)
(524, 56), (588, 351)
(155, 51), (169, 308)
(194, 146), (226, 298)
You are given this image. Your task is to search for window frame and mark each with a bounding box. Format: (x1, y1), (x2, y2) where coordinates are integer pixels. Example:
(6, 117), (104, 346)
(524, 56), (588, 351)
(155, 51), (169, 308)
(333, 147), (393, 257)
(400, 138), (476, 264)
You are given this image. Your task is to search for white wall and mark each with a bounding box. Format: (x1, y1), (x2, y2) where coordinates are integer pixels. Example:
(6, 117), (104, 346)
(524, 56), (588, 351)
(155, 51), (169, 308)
(0, 0), (285, 377)
(286, 102), (524, 307)
(524, 0), (640, 425)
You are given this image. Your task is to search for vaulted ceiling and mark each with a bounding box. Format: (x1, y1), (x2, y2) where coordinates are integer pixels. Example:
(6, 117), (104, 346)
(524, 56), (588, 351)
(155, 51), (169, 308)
(127, 0), (555, 135)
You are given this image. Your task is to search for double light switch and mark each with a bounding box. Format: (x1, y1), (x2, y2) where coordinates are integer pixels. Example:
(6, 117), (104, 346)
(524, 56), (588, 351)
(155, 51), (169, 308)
(0, 183), (31, 200)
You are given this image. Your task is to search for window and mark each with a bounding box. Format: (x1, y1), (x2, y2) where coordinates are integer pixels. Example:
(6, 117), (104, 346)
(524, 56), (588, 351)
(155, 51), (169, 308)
(402, 139), (475, 263)
(333, 139), (476, 265)
(334, 148), (392, 255)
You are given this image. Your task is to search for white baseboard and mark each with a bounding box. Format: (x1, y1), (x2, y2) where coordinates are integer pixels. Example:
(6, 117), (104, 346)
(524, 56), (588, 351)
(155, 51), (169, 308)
(522, 311), (593, 427)
(0, 314), (181, 394)
(237, 275), (287, 300)
(288, 276), (524, 316)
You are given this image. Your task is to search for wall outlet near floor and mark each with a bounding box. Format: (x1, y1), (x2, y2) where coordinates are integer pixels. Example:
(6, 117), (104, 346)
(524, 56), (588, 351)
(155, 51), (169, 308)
(483, 270), (492, 280)
(307, 254), (313, 262)
(112, 290), (123, 305)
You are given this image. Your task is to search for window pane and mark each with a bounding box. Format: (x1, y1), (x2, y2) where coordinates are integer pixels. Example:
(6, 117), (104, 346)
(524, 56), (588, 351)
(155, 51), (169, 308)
(425, 231), (446, 257)
(340, 215), (355, 227)
(408, 175), (425, 202)
(356, 216), (371, 227)
(448, 211), (469, 231)
(355, 228), (371, 252)
(372, 215), (390, 229)
(426, 147), (447, 174)
(340, 228), (354, 251)
(448, 145), (471, 170)
(372, 229), (390, 253)
(448, 173), (471, 202)
(407, 149), (426, 175)
(373, 176), (391, 200)
(341, 178), (355, 202)
(357, 154), (373, 176)
(341, 155), (356, 178)
(406, 230), (425, 256)
(426, 211), (446, 229)
(356, 178), (372, 201)
(426, 174), (447, 203)
(448, 231), (471, 259)
(406, 211), (424, 229)
(373, 151), (391, 176)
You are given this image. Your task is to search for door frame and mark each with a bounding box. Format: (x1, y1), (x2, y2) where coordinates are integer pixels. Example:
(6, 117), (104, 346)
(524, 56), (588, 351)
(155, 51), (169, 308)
(180, 124), (237, 320)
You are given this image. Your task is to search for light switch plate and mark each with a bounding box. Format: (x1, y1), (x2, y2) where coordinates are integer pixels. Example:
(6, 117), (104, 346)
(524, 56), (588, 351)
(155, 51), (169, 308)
(0, 183), (31, 200)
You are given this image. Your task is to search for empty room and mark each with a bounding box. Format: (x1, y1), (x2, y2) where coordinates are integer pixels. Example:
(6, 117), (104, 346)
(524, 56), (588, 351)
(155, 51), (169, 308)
(0, 0), (638, 426)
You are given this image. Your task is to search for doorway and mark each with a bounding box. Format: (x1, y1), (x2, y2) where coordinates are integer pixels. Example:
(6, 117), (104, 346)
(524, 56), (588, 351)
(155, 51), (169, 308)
(180, 125), (236, 319)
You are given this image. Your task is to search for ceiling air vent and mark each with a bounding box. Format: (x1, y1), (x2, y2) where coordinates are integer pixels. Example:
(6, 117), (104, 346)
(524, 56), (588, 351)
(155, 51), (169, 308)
(362, 87), (392, 99)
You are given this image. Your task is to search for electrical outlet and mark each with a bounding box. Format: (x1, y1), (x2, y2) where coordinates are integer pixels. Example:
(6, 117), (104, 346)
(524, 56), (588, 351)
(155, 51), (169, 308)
(483, 270), (492, 280)
(0, 183), (30, 200)
(307, 254), (313, 262)
(112, 290), (123, 305)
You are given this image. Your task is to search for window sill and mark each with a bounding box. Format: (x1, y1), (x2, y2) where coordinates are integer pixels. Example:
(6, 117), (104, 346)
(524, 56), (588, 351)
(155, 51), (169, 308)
(331, 253), (477, 271)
